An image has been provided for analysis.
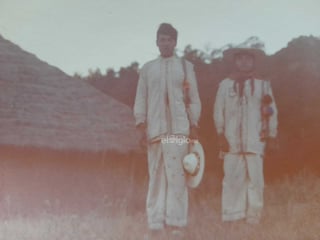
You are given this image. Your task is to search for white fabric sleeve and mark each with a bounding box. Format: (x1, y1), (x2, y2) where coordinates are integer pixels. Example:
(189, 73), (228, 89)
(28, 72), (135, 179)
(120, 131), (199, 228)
(213, 81), (225, 135)
(133, 66), (147, 126)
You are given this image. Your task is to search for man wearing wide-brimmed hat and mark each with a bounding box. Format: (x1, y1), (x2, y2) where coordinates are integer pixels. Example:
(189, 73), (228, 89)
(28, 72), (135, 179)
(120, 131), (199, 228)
(213, 45), (278, 224)
(134, 23), (202, 237)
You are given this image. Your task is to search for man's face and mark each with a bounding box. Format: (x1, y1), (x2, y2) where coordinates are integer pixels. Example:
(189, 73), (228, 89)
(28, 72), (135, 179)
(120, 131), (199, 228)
(234, 53), (255, 73)
(156, 34), (176, 58)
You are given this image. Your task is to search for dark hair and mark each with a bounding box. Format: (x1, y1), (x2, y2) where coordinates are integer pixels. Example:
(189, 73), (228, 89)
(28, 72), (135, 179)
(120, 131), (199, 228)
(156, 23), (178, 41)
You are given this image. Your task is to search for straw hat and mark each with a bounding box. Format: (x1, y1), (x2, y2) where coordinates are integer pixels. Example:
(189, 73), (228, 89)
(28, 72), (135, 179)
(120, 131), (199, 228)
(183, 141), (205, 188)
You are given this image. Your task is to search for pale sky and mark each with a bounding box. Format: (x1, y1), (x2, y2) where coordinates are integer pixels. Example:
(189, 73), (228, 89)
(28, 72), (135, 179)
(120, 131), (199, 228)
(0, 0), (319, 76)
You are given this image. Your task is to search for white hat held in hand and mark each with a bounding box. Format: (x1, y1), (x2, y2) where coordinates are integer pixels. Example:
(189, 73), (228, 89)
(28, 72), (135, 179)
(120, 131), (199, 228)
(183, 141), (205, 188)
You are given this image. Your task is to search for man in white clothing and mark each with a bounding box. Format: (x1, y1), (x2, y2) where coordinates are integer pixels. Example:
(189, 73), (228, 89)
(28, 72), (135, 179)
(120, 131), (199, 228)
(213, 46), (278, 224)
(134, 23), (201, 236)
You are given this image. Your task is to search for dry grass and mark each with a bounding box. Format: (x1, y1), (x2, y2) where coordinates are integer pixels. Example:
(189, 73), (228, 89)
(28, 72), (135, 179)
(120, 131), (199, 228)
(0, 174), (319, 240)
(0, 150), (319, 240)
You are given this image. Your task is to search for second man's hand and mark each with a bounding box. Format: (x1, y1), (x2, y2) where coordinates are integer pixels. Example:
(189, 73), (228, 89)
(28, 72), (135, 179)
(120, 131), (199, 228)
(218, 134), (229, 152)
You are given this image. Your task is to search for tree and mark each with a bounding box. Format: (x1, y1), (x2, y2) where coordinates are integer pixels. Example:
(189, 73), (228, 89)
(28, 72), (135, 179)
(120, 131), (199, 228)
(106, 68), (115, 79)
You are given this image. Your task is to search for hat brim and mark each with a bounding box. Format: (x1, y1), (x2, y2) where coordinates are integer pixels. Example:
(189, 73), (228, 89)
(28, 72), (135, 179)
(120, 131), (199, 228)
(185, 141), (205, 188)
(223, 48), (265, 62)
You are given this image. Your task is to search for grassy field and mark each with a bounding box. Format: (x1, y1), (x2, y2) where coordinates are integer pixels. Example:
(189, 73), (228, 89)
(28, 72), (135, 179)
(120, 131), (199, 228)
(0, 148), (319, 240)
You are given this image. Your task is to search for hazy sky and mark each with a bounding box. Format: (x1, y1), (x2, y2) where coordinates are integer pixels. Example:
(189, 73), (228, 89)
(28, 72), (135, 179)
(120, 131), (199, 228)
(0, 0), (319, 75)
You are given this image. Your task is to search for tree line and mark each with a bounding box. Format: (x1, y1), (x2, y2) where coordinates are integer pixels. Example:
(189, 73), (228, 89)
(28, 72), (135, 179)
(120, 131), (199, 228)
(77, 36), (320, 176)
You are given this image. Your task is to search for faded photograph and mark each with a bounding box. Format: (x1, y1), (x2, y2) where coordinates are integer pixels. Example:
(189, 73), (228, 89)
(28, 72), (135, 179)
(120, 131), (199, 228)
(0, 1), (319, 240)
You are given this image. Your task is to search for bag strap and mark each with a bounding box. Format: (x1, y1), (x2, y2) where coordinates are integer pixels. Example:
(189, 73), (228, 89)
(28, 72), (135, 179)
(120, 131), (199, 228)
(181, 58), (191, 109)
(181, 58), (193, 149)
(260, 79), (272, 141)
(262, 79), (271, 97)
(181, 57), (198, 133)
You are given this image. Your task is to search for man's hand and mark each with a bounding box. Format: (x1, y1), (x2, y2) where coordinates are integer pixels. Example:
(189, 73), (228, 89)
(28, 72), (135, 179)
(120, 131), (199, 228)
(136, 123), (147, 149)
(189, 125), (199, 140)
(136, 122), (146, 132)
(218, 134), (229, 153)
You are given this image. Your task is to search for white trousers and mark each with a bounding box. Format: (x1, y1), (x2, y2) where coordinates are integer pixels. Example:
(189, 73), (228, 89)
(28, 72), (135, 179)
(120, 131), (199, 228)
(222, 153), (264, 222)
(146, 141), (188, 229)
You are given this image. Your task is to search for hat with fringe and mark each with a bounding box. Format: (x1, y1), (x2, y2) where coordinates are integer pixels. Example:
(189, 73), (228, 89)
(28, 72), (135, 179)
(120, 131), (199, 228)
(223, 45), (265, 64)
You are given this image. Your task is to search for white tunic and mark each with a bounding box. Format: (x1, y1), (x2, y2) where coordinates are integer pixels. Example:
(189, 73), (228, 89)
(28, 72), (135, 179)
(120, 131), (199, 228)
(134, 55), (201, 140)
(214, 78), (278, 155)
